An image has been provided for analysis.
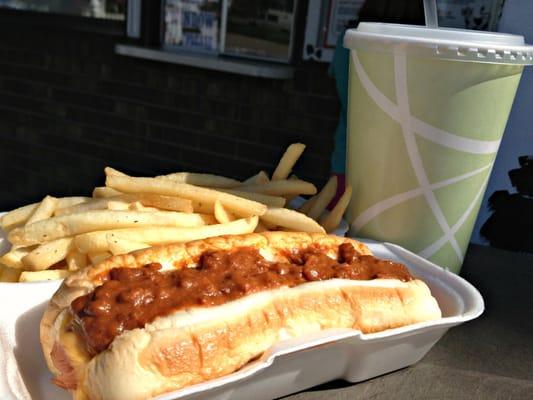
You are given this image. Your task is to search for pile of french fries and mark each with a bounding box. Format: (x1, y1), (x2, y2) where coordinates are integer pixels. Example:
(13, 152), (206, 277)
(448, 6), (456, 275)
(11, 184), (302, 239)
(0, 143), (352, 282)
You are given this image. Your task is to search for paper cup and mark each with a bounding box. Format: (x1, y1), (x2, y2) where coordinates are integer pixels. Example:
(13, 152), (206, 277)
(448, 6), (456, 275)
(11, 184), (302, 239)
(344, 23), (533, 273)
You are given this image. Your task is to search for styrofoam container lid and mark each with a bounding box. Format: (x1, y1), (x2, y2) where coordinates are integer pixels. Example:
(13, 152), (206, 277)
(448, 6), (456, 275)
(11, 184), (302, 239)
(344, 22), (533, 65)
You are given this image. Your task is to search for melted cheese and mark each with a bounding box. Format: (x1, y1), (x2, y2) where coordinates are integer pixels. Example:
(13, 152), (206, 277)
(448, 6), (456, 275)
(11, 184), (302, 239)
(59, 314), (91, 382)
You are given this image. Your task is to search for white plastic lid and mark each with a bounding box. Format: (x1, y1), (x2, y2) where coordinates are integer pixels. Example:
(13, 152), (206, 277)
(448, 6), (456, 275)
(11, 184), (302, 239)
(344, 23), (533, 65)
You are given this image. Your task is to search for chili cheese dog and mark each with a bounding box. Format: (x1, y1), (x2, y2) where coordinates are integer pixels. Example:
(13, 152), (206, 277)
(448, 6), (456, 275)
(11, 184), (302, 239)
(40, 232), (441, 400)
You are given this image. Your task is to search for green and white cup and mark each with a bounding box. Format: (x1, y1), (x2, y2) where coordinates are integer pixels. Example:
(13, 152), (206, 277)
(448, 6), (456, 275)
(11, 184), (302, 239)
(344, 23), (533, 273)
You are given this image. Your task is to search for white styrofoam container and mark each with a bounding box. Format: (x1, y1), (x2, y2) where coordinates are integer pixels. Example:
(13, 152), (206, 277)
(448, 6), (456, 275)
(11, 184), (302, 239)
(0, 216), (483, 400)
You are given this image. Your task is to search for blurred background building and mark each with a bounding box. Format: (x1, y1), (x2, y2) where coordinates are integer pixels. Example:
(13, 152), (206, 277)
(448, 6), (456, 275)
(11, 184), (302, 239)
(0, 0), (528, 251)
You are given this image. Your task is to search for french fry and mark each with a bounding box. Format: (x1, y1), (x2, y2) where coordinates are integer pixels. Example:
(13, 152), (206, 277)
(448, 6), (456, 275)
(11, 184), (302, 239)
(0, 264), (21, 282)
(26, 196), (59, 225)
(106, 200), (161, 212)
(9, 210), (217, 246)
(0, 246), (35, 269)
(22, 238), (73, 271)
(106, 201), (131, 211)
(75, 230), (155, 254)
(88, 251), (112, 265)
(73, 210), (225, 254)
(319, 185), (352, 233)
(106, 234), (149, 256)
(106, 175), (266, 218)
(298, 196), (318, 214)
(284, 174), (300, 203)
(65, 194), (189, 215)
(74, 231), (112, 254)
(220, 189), (286, 208)
(260, 208), (325, 233)
(158, 172), (240, 188)
(241, 171), (270, 186)
(66, 251), (87, 271)
(58, 197), (92, 207)
(0, 203), (39, 231)
(214, 200), (235, 224)
(76, 217), (258, 251)
(55, 195), (137, 216)
(1, 197), (89, 230)
(127, 202), (160, 212)
(307, 176), (338, 220)
(92, 186), (123, 198)
(105, 166), (129, 177)
(238, 180), (317, 197)
(135, 194), (193, 213)
(191, 200), (214, 214)
(19, 269), (71, 282)
(272, 143), (306, 180)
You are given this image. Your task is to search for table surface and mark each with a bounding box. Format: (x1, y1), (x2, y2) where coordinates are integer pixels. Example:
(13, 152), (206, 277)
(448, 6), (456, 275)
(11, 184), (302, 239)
(283, 244), (533, 400)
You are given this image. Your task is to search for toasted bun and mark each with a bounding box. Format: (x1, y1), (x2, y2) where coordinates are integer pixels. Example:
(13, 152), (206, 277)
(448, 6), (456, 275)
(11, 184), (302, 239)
(40, 232), (441, 400)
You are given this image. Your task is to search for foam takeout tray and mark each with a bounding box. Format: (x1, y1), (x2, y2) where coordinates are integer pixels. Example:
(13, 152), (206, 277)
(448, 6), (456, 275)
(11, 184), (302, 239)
(0, 216), (483, 400)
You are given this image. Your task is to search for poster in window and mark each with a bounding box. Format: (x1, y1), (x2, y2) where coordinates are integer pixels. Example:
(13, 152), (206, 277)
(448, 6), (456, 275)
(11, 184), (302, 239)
(223, 0), (296, 62)
(164, 0), (220, 52)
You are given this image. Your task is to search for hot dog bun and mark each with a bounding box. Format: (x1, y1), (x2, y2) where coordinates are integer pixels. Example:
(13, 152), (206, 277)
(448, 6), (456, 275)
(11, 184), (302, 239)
(40, 232), (441, 400)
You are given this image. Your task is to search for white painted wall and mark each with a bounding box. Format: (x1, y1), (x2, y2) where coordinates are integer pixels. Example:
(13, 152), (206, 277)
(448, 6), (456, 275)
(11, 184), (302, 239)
(471, 0), (533, 244)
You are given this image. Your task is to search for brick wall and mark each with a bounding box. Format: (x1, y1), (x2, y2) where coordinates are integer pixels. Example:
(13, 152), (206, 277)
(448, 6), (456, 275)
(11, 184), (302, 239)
(0, 20), (340, 211)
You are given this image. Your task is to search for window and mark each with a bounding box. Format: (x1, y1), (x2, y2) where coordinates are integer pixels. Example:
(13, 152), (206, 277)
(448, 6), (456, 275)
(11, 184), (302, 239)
(162, 0), (298, 63)
(0, 0), (126, 20)
(222, 0), (296, 62)
(303, 0), (506, 62)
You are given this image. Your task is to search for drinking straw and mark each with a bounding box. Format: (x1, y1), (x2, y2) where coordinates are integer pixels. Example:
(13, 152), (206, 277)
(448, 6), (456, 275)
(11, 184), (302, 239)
(424, 0), (439, 28)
